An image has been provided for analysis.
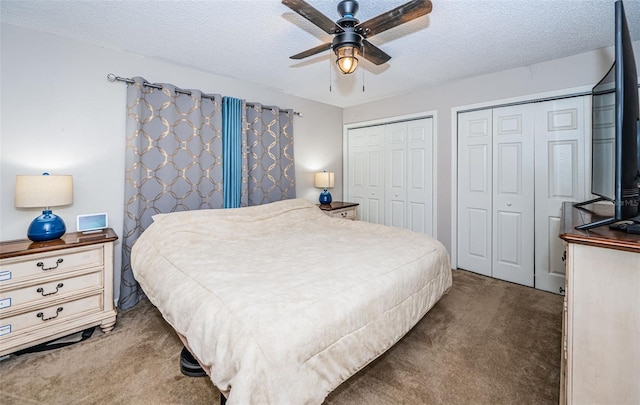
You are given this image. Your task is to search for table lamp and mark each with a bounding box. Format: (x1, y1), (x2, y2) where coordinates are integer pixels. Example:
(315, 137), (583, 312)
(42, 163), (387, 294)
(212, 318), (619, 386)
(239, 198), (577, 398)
(314, 171), (334, 204)
(15, 173), (73, 241)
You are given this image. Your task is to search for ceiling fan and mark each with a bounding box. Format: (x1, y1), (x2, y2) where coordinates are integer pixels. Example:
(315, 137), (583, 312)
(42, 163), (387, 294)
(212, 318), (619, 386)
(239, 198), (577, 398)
(282, 0), (433, 74)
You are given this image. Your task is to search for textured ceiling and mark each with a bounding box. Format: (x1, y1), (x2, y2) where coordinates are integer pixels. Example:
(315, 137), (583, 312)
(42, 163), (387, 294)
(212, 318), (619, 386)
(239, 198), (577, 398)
(1, 0), (639, 108)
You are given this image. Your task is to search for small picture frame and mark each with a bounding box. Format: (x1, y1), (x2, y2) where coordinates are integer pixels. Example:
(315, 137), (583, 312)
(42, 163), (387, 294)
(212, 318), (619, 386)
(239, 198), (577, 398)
(77, 213), (108, 233)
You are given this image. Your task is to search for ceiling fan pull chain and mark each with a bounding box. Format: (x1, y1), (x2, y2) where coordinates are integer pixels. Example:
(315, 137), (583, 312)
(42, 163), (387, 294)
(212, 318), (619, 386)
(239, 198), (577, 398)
(329, 52), (333, 92)
(361, 45), (365, 92)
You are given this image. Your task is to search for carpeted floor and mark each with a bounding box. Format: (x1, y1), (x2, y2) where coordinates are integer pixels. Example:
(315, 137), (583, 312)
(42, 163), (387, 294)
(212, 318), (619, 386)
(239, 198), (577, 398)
(0, 269), (563, 405)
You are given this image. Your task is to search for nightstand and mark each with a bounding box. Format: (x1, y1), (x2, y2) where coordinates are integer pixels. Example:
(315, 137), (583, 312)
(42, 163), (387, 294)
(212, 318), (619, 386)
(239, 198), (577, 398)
(318, 201), (359, 220)
(0, 229), (118, 356)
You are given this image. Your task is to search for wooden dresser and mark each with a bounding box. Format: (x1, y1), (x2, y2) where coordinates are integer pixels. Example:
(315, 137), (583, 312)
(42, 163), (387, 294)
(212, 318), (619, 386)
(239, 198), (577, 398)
(318, 201), (359, 220)
(0, 229), (118, 356)
(558, 203), (640, 404)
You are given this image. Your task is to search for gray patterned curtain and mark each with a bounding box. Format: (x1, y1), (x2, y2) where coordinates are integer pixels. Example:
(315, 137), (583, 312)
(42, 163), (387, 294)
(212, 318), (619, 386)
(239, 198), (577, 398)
(119, 77), (223, 310)
(243, 103), (296, 206)
(118, 80), (296, 310)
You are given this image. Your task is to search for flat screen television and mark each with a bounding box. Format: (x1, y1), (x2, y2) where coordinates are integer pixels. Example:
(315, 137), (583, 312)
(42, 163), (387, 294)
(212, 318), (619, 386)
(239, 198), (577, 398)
(574, 0), (640, 230)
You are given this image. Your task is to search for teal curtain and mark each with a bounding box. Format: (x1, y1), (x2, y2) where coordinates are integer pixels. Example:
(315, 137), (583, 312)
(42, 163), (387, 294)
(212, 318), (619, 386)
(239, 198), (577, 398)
(222, 97), (243, 208)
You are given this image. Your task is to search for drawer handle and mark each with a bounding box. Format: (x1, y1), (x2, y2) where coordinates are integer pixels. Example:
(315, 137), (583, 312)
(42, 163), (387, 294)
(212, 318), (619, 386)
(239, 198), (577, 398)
(37, 258), (63, 271)
(341, 212), (348, 217)
(37, 307), (63, 321)
(37, 283), (64, 297)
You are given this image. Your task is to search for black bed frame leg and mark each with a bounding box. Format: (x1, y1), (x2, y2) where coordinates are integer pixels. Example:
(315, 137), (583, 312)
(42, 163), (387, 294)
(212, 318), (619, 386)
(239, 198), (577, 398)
(220, 393), (227, 405)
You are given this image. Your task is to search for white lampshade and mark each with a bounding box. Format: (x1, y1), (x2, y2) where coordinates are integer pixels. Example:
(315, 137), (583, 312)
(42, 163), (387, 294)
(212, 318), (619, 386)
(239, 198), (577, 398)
(15, 175), (73, 208)
(314, 172), (335, 189)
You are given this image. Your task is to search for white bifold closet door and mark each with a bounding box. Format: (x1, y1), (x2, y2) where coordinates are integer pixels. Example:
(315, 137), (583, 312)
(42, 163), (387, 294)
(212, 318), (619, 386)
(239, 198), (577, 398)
(533, 98), (588, 293)
(457, 105), (535, 286)
(384, 119), (434, 234)
(457, 97), (588, 292)
(347, 125), (385, 224)
(492, 105), (536, 286)
(347, 118), (434, 236)
(457, 109), (494, 277)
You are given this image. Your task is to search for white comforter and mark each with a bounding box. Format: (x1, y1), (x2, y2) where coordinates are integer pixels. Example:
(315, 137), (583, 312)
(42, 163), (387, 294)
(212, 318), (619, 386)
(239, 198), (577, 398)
(131, 198), (451, 404)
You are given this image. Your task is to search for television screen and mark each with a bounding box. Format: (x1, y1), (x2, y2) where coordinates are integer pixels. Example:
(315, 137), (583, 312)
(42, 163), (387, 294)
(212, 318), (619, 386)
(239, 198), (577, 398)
(591, 65), (616, 200)
(614, 0), (640, 220)
(575, 0), (639, 230)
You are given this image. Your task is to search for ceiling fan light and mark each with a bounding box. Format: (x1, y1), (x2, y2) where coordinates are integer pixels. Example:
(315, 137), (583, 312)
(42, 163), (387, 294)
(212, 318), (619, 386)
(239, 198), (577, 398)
(335, 46), (359, 74)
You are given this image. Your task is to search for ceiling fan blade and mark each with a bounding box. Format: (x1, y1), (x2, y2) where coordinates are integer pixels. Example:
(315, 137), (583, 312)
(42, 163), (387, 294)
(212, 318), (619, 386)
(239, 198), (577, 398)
(290, 42), (333, 60)
(361, 40), (391, 65)
(356, 0), (432, 38)
(282, 0), (343, 35)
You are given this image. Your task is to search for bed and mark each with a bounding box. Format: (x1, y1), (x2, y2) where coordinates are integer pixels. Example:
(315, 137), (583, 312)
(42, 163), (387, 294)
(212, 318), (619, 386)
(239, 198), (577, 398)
(131, 198), (452, 404)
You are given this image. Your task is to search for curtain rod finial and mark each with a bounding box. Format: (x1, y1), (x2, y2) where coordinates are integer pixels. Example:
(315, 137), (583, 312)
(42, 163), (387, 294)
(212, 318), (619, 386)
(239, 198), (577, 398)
(107, 73), (117, 82)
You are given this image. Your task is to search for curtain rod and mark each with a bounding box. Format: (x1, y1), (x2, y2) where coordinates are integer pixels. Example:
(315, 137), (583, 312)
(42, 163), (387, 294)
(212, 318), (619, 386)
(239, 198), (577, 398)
(107, 73), (302, 117)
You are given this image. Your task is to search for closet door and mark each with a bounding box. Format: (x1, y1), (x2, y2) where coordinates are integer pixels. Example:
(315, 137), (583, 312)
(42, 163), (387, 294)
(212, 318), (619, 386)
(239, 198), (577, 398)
(406, 118), (434, 235)
(492, 104), (535, 287)
(347, 117), (435, 234)
(385, 122), (408, 228)
(534, 97), (588, 293)
(384, 118), (435, 233)
(347, 126), (384, 223)
(457, 96), (587, 290)
(457, 110), (493, 277)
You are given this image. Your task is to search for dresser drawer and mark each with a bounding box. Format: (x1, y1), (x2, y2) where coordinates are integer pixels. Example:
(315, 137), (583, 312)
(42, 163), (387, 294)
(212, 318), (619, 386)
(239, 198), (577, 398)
(0, 245), (103, 285)
(329, 208), (356, 220)
(0, 271), (103, 313)
(0, 293), (103, 339)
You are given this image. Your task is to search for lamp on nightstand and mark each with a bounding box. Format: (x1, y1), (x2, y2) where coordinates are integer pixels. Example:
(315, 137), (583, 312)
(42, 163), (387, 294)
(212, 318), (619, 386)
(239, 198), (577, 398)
(15, 173), (73, 242)
(314, 171), (334, 204)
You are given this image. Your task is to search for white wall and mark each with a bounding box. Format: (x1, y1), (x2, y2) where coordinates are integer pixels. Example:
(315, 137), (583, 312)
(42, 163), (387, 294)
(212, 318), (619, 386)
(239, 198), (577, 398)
(0, 23), (343, 302)
(343, 42), (640, 255)
(3, 22), (638, 296)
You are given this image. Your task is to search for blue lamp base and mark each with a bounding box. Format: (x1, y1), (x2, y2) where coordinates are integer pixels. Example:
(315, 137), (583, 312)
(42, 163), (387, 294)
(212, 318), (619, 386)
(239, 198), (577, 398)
(27, 210), (67, 242)
(319, 189), (332, 204)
